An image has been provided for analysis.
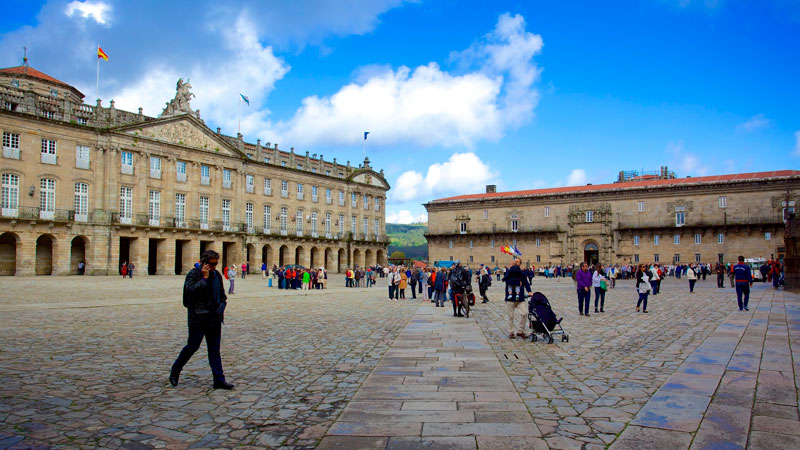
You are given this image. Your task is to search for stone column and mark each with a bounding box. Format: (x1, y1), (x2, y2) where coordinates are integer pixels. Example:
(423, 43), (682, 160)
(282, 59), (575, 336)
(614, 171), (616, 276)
(159, 237), (174, 275)
(184, 239), (200, 274)
(16, 230), (35, 276)
(53, 232), (72, 275)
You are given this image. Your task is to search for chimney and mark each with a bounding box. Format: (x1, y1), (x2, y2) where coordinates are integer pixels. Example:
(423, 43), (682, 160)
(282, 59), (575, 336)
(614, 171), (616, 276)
(486, 185), (497, 194)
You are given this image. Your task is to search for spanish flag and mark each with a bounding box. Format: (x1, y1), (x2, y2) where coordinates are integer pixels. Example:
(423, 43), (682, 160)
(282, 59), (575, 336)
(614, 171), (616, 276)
(97, 46), (109, 61)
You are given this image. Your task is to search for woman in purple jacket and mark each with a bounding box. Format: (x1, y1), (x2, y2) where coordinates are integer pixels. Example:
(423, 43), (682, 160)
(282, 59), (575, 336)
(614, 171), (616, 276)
(575, 262), (592, 316)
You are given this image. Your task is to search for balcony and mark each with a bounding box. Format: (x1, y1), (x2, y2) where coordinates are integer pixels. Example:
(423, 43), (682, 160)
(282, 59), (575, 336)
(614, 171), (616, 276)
(311, 232), (319, 238)
(263, 226), (271, 234)
(149, 217), (160, 227)
(76, 158), (90, 170)
(41, 153), (57, 165)
(150, 169), (161, 179)
(121, 164), (133, 175)
(176, 172), (186, 182)
(200, 221), (209, 230)
(1, 207), (18, 218)
(39, 209), (54, 220)
(223, 180), (231, 189)
(281, 190), (288, 198)
(201, 176), (210, 185)
(173, 217), (187, 227)
(3, 147), (19, 159)
(74, 213), (87, 222)
(326, 233), (332, 239)
(297, 192), (304, 201)
(296, 230), (304, 237)
(280, 229), (288, 236)
(264, 187), (272, 196)
(246, 185), (254, 193)
(247, 226), (256, 234)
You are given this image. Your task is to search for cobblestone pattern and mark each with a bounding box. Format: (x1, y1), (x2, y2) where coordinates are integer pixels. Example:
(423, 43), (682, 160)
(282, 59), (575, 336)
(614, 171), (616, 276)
(0, 276), (419, 449)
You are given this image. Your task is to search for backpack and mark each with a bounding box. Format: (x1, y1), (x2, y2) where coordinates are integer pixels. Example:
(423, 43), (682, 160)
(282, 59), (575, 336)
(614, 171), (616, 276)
(427, 276), (433, 286)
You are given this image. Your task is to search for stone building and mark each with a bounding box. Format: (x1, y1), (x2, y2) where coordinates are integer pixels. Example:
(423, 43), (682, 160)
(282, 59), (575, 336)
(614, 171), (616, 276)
(0, 64), (389, 276)
(425, 170), (798, 267)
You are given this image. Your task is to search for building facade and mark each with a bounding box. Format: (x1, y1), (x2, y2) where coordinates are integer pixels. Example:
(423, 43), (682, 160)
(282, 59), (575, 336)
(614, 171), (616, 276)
(0, 65), (389, 276)
(425, 171), (798, 267)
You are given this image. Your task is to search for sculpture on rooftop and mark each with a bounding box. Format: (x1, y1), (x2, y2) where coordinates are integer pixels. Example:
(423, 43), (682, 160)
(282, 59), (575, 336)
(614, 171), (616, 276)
(161, 78), (199, 118)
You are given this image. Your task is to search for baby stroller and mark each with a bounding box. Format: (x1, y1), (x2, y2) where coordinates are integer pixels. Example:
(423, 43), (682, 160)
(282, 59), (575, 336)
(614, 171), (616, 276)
(528, 292), (569, 344)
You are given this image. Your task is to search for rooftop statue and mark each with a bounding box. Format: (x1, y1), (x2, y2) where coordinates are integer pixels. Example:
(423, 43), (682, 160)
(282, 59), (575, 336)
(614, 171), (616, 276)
(161, 78), (199, 118)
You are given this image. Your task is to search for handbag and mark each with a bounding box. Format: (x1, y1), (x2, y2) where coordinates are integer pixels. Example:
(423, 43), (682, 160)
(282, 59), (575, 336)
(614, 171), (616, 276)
(600, 279), (607, 291)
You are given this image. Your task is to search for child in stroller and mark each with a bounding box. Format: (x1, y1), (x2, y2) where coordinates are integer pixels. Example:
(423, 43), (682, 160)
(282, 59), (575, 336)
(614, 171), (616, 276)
(528, 292), (569, 343)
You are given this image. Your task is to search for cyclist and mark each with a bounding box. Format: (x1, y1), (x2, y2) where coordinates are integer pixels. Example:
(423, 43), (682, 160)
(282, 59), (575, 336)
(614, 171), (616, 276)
(449, 260), (471, 317)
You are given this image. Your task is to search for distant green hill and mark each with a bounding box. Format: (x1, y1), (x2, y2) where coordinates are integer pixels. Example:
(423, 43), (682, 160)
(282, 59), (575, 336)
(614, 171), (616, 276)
(387, 223), (428, 261)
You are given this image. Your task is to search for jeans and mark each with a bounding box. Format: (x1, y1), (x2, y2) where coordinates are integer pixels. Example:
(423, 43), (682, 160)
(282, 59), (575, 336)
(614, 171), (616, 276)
(689, 279), (696, 292)
(594, 287), (605, 311)
(433, 290), (445, 306)
(228, 278), (235, 294)
(388, 285), (396, 299)
(410, 282), (417, 298)
(172, 321), (224, 381)
(577, 288), (590, 314)
(736, 284), (750, 309)
(717, 273), (725, 288)
(637, 292), (648, 311)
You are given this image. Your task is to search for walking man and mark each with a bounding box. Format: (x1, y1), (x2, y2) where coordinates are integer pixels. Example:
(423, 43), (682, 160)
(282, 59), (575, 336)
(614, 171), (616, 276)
(575, 262), (592, 316)
(733, 255), (753, 311)
(716, 262), (725, 288)
(170, 250), (234, 390)
(504, 258), (530, 339)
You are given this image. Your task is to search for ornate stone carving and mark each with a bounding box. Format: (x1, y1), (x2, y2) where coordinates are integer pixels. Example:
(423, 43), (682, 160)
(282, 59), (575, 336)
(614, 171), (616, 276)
(666, 200), (694, 212)
(161, 78), (198, 117)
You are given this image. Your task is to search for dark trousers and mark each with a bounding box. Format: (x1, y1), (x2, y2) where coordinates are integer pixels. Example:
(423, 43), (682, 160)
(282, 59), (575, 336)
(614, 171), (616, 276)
(735, 284), (750, 310)
(388, 285), (395, 299)
(689, 279), (696, 292)
(650, 280), (658, 295)
(410, 282), (417, 298)
(452, 289), (463, 315)
(577, 289), (590, 314)
(428, 286), (434, 300)
(717, 273), (724, 288)
(172, 321), (224, 380)
(637, 292), (648, 311)
(594, 287), (605, 311)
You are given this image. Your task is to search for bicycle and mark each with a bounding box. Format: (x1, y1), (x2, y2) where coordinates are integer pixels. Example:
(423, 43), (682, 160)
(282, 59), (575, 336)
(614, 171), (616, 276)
(454, 284), (475, 318)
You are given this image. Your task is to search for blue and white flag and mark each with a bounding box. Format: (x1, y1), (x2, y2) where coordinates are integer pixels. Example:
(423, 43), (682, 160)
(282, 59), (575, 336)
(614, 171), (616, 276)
(240, 93), (250, 106)
(513, 245), (523, 257)
(364, 131), (370, 140)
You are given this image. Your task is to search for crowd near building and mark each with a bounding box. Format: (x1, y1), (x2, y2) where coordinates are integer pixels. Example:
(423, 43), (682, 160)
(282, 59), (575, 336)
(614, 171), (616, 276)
(0, 62), (389, 276)
(425, 168), (798, 267)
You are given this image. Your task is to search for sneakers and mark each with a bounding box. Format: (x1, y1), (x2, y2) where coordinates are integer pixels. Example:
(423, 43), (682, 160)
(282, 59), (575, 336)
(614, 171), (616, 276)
(508, 333), (516, 339)
(744, 307), (750, 311)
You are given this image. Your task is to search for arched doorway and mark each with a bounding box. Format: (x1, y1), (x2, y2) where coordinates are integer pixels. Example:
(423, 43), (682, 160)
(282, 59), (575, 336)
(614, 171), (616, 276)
(377, 249), (385, 265)
(262, 244), (272, 268)
(310, 247), (320, 268)
(0, 232), (19, 276)
(584, 242), (599, 265)
(36, 234), (55, 275)
(353, 248), (363, 268)
(324, 247), (332, 270)
(246, 244), (256, 273)
(295, 245), (305, 267)
(337, 248), (346, 272)
(70, 236), (88, 274)
(364, 249), (373, 267)
(279, 245), (289, 267)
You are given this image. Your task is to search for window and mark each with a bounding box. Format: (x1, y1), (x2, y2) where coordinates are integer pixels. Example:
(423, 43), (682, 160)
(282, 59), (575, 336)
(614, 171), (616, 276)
(585, 211), (593, 223)
(362, 217), (368, 238)
(544, 206), (550, 218)
(696, 253), (702, 263)
(338, 172), (344, 178)
(450, 256), (454, 261)
(175, 193), (186, 224)
(490, 239), (495, 248)
(469, 240), (473, 249)
(120, 187), (133, 223)
(638, 201), (645, 212)
(2, 132), (20, 159)
(374, 197), (381, 211)
(326, 170), (331, 176)
(654, 254), (660, 263)
(326, 188), (332, 204)
(718, 196), (727, 208)
(491, 255), (495, 263)
(44, 110), (56, 119)
(351, 192), (357, 208)
(199, 196), (209, 227)
(536, 255), (541, 263)
(297, 164), (303, 170)
(449, 240), (453, 249)
(201, 165), (210, 185)
(311, 167), (317, 174)
(374, 218), (379, 238)
(634, 254), (640, 262)
(281, 180), (288, 197)
(41, 139), (57, 164)
(469, 256), (474, 263)
(460, 222), (467, 234)
(536, 238), (541, 247)
(676, 212), (685, 227)
(674, 234), (680, 245)
(1, 173), (19, 216)
(74, 183), (88, 221)
(363, 194), (369, 210)
(297, 183), (304, 200)
(264, 178), (272, 195)
(339, 214), (344, 235)
(717, 233), (724, 244)
(483, 210), (488, 219)
(765, 232), (771, 241)
(654, 235), (660, 246)
(40, 178), (55, 219)
(245, 203), (254, 230)
(512, 239), (517, 246)
(325, 213), (332, 236)
(782, 201), (796, 221)
(634, 235), (640, 246)
(280, 207), (288, 234)
(246, 175), (254, 193)
(176, 160), (186, 182)
(264, 205), (272, 233)
(72, 145), (90, 169)
(264, 156), (270, 164)
(50, 89), (58, 98)
(222, 199), (231, 228)
(311, 211), (318, 236)
(150, 156), (161, 179)
(121, 151), (133, 174)
(339, 191), (345, 206)
(10, 79), (19, 88)
(148, 190), (161, 225)
(511, 219), (518, 232)
(297, 209), (304, 235)
(312, 185), (318, 202)
(351, 215), (356, 235)
(222, 169), (232, 188)
(695, 234), (701, 244)
(281, 161), (287, 167)
(674, 254), (681, 263)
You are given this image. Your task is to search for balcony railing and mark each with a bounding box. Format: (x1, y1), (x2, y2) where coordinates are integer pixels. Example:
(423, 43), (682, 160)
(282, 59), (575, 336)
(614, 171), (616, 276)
(149, 217), (160, 226)
(1, 207), (18, 218)
(263, 226), (271, 234)
(326, 233), (332, 239)
(247, 226), (256, 234)
(121, 164), (133, 175)
(281, 229), (288, 236)
(74, 213), (87, 222)
(200, 221), (209, 230)
(41, 153), (57, 165)
(76, 158), (90, 169)
(176, 172), (186, 182)
(3, 147), (20, 159)
(150, 169), (161, 179)
(311, 232), (319, 238)
(7, 207), (76, 222)
(296, 230), (303, 237)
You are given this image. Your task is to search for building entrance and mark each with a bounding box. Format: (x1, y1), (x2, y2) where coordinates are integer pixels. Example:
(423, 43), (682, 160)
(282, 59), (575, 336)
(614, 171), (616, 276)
(584, 243), (599, 265)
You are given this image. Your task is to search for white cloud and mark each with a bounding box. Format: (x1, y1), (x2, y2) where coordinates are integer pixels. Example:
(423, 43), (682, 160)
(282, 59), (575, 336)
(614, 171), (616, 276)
(65, 1), (111, 25)
(565, 169), (588, 186)
(386, 210), (428, 224)
(795, 131), (800, 156)
(737, 113), (770, 132)
(262, 12), (543, 148)
(392, 152), (497, 203)
(667, 140), (708, 175)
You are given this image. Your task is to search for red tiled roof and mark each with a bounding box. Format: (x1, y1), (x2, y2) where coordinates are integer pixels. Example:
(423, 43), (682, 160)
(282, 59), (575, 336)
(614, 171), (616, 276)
(0, 65), (74, 88)
(431, 170), (800, 203)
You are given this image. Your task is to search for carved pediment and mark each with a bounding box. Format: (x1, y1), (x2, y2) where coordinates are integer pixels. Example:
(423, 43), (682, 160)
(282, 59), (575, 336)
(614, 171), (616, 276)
(351, 170), (389, 189)
(117, 115), (242, 157)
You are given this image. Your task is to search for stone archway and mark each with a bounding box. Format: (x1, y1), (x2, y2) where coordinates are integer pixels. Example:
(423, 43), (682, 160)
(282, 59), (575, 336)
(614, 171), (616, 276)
(376, 249), (385, 266)
(353, 248), (363, 268)
(0, 232), (20, 276)
(324, 247), (333, 271)
(310, 246), (321, 269)
(279, 245), (289, 267)
(364, 249), (374, 267)
(246, 243), (256, 273)
(582, 240), (600, 265)
(338, 248), (346, 273)
(262, 244), (272, 268)
(70, 236), (88, 274)
(36, 234), (55, 275)
(295, 245), (305, 267)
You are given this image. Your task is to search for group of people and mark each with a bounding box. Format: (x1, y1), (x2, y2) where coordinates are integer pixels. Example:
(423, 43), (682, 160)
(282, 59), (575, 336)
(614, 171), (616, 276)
(119, 261), (135, 278)
(272, 266), (328, 290)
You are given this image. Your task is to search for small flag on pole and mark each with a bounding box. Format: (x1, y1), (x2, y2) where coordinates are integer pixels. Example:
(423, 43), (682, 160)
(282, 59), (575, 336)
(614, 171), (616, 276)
(240, 93), (250, 106)
(364, 131), (370, 140)
(513, 245), (523, 257)
(97, 46), (109, 61)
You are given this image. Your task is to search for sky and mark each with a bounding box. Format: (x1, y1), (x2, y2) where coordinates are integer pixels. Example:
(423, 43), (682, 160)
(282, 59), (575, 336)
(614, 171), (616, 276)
(2, 0), (799, 224)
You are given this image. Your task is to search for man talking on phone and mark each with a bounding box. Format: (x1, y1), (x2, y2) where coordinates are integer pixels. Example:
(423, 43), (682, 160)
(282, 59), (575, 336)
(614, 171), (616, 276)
(170, 249), (234, 389)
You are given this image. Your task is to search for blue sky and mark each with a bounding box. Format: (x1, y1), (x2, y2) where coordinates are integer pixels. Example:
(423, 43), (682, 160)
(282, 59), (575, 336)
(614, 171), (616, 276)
(2, 0), (799, 223)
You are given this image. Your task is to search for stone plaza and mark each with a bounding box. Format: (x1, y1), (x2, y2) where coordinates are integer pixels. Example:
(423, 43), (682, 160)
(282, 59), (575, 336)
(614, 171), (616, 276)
(0, 275), (798, 449)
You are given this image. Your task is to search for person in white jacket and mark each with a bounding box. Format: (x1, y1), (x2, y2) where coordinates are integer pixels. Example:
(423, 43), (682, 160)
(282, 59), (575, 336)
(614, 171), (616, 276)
(636, 264), (650, 313)
(592, 265), (607, 313)
(686, 264), (697, 293)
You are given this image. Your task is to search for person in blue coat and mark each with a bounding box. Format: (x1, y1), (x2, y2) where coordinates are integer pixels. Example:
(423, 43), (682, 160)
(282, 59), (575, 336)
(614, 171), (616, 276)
(503, 259), (531, 339)
(733, 255), (753, 311)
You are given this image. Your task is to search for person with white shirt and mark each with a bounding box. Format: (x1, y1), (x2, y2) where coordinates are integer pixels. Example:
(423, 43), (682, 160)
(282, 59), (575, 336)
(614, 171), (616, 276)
(636, 264), (651, 313)
(592, 264), (608, 313)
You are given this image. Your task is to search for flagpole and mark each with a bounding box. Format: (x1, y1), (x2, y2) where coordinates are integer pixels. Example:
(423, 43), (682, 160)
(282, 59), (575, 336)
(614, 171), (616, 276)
(237, 97), (241, 136)
(96, 45), (100, 100)
(362, 138), (365, 159)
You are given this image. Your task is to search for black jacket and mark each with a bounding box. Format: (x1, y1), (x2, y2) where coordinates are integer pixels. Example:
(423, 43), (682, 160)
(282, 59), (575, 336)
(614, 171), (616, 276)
(183, 267), (227, 325)
(503, 265), (531, 302)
